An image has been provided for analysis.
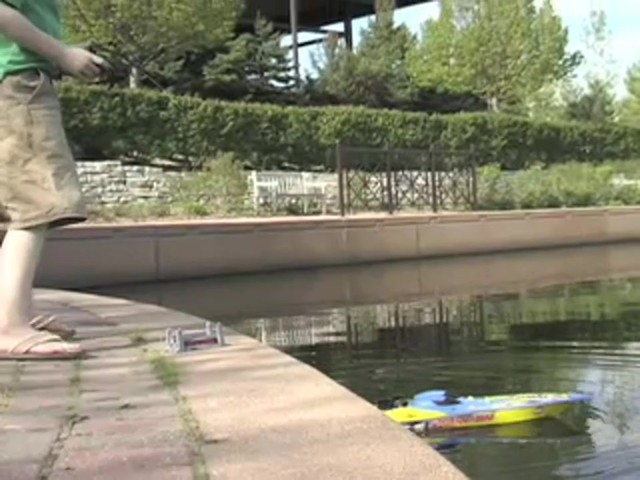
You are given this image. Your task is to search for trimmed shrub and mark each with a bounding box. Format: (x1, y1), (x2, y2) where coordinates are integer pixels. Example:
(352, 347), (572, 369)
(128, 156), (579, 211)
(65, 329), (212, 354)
(59, 83), (640, 171)
(477, 162), (640, 210)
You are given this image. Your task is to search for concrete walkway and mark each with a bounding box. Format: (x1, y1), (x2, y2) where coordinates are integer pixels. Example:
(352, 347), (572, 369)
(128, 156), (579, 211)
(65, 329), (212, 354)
(0, 289), (468, 480)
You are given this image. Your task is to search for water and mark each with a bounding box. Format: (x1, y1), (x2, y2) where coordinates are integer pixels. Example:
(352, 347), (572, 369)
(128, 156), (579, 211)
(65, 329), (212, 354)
(96, 242), (640, 480)
(228, 284), (640, 480)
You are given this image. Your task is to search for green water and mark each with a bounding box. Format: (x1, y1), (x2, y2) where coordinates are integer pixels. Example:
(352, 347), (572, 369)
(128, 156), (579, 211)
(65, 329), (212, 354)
(230, 277), (640, 480)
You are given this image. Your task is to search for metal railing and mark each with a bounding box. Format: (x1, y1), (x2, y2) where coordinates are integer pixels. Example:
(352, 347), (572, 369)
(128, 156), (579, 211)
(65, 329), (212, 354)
(335, 145), (478, 215)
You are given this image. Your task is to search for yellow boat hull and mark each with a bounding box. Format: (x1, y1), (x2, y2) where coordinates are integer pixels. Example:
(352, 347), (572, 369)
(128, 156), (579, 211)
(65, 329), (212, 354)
(427, 404), (572, 430)
(384, 399), (575, 430)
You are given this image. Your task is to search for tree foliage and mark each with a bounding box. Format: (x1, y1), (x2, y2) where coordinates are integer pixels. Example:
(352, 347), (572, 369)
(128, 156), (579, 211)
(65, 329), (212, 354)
(203, 15), (295, 101)
(312, 1), (418, 108)
(563, 78), (617, 123)
(619, 63), (640, 127)
(562, 9), (617, 123)
(63, 0), (241, 87)
(61, 0), (635, 127)
(310, 1), (485, 112)
(408, 0), (580, 111)
(520, 7), (617, 123)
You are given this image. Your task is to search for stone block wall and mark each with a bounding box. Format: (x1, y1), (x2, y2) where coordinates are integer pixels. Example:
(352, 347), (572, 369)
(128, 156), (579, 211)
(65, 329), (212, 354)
(76, 160), (181, 206)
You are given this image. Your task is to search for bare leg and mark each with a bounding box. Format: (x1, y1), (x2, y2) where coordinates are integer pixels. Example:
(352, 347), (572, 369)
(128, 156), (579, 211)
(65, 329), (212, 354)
(0, 227), (80, 354)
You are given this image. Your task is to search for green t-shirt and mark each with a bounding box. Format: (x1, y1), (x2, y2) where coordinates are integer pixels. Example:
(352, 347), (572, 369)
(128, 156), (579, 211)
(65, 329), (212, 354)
(0, 0), (62, 81)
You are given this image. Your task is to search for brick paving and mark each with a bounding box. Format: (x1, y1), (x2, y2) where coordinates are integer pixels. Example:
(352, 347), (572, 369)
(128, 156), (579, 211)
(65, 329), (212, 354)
(0, 289), (468, 480)
(0, 360), (73, 480)
(0, 295), (196, 480)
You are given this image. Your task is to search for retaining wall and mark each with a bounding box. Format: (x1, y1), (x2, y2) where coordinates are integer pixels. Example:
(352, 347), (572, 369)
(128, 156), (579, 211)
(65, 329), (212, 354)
(34, 206), (640, 289)
(76, 160), (179, 205)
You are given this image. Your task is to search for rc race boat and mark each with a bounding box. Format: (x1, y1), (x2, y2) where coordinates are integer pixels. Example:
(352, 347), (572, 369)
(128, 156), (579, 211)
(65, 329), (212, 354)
(381, 390), (592, 432)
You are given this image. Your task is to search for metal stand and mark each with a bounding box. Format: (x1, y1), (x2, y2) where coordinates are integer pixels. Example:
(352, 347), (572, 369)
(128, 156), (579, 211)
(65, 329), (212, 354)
(166, 322), (226, 354)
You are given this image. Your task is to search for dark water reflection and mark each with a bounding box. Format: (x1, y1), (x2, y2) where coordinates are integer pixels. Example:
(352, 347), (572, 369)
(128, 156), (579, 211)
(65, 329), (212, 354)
(94, 243), (640, 480)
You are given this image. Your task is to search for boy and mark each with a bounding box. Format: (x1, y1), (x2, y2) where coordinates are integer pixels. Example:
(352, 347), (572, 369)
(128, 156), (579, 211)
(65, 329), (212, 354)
(0, 0), (107, 358)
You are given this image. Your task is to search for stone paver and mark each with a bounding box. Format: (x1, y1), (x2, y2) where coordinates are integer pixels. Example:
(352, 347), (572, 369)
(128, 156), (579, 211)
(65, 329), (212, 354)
(49, 339), (192, 479)
(0, 461), (41, 480)
(0, 360), (73, 480)
(0, 288), (468, 480)
(177, 334), (468, 480)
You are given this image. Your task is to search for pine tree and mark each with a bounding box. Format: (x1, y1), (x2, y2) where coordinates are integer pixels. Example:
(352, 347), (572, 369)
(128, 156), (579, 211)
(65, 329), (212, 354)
(204, 15), (295, 101)
(311, 1), (418, 108)
(564, 78), (617, 123)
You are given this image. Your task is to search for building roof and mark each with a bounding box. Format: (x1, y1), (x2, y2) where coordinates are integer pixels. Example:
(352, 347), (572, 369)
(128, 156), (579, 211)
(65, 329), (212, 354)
(239, 0), (436, 32)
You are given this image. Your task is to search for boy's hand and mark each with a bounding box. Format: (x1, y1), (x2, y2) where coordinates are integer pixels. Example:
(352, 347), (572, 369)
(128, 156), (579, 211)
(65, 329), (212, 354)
(58, 46), (109, 81)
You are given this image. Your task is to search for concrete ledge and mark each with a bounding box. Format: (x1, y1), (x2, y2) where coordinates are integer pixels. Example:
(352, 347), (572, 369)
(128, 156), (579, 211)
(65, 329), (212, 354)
(96, 242), (640, 323)
(34, 288), (468, 480)
(35, 207), (640, 288)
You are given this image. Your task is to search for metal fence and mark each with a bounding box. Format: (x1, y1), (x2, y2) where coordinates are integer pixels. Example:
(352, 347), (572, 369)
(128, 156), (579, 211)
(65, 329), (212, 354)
(335, 145), (478, 215)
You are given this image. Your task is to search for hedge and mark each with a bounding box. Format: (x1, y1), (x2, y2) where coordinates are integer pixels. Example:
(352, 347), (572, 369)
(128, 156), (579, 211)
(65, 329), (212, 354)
(58, 83), (640, 171)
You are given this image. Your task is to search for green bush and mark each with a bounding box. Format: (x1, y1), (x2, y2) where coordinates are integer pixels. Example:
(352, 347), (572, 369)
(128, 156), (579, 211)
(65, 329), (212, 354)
(477, 162), (640, 210)
(59, 83), (640, 171)
(87, 201), (173, 223)
(167, 152), (252, 217)
(89, 152), (252, 222)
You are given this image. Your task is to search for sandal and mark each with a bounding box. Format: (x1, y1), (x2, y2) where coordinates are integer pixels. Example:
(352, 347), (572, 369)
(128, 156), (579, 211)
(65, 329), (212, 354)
(29, 315), (76, 340)
(0, 331), (85, 360)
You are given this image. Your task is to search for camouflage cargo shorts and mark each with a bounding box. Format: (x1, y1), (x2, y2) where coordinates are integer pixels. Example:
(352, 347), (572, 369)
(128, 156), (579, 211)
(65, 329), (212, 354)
(0, 70), (86, 230)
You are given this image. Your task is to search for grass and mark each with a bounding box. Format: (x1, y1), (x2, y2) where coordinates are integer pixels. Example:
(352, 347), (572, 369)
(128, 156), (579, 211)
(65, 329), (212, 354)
(65, 359), (90, 430)
(144, 348), (181, 390)
(141, 347), (210, 480)
(0, 363), (24, 413)
(70, 359), (82, 394)
(128, 330), (148, 347)
(37, 358), (86, 479)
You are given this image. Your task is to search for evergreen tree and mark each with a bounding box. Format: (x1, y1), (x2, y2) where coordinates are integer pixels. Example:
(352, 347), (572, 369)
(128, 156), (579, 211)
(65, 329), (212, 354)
(564, 78), (617, 123)
(312, 1), (418, 108)
(204, 15), (295, 100)
(152, 47), (220, 95)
